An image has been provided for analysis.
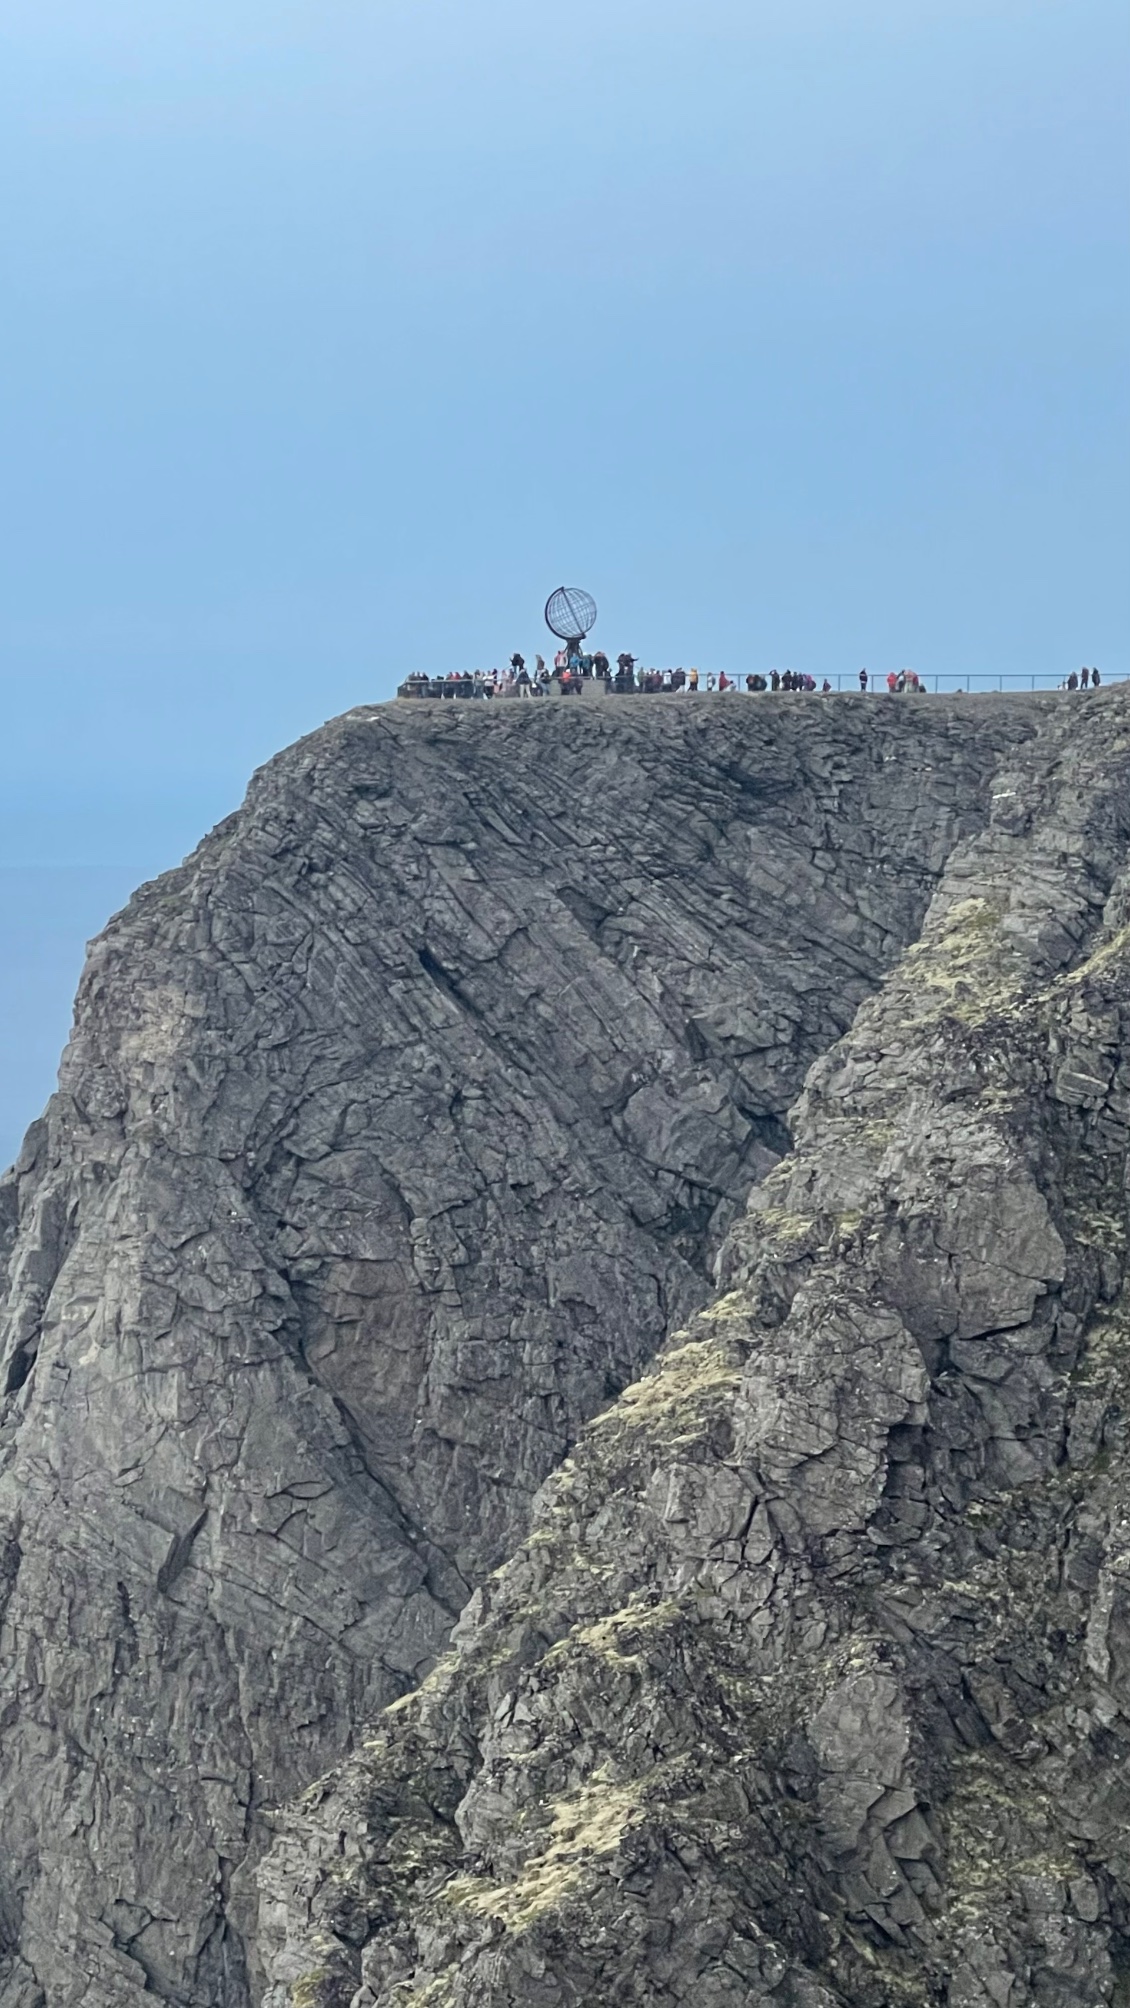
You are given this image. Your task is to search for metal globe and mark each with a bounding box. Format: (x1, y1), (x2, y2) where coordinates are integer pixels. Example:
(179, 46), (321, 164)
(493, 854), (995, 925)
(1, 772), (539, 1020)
(545, 587), (598, 642)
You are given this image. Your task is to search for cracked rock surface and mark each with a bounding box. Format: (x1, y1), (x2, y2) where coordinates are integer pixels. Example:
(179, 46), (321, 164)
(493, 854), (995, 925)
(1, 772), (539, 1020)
(254, 690), (1130, 2008)
(0, 696), (1028, 2007)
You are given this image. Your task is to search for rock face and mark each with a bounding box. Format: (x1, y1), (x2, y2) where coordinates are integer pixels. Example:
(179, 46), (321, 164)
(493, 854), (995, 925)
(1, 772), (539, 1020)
(254, 689), (1130, 2008)
(0, 696), (1031, 2008)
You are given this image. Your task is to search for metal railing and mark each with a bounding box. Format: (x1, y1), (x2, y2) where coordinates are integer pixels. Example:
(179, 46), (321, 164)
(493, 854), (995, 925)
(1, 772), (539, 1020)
(399, 670), (1123, 702)
(602, 671), (1122, 695)
(824, 671), (1121, 694)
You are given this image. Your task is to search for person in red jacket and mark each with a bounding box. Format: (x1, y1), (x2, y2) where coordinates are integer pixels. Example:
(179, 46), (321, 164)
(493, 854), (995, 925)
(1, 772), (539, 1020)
(886, 671), (898, 693)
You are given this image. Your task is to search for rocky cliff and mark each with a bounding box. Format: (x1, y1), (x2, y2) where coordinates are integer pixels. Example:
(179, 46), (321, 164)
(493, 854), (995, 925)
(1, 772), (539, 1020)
(256, 689), (1130, 2008)
(0, 690), (1093, 2007)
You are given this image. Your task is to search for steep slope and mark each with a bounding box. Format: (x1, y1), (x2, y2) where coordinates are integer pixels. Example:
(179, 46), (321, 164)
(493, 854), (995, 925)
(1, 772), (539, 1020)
(0, 698), (1029, 2008)
(258, 689), (1130, 2008)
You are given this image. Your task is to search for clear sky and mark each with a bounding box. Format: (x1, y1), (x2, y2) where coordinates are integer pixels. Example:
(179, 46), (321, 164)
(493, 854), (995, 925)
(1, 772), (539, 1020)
(1, 0), (1127, 1165)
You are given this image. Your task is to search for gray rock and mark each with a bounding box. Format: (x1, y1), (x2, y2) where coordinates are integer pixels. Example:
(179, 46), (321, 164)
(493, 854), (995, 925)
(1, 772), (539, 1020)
(255, 689), (1130, 2007)
(0, 696), (1029, 2005)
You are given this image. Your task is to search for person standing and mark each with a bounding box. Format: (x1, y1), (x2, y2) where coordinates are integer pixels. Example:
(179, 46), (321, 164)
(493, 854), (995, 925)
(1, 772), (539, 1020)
(1081, 667), (1090, 688)
(1093, 668), (1102, 687)
(688, 666), (700, 692)
(887, 671), (898, 693)
(859, 668), (869, 691)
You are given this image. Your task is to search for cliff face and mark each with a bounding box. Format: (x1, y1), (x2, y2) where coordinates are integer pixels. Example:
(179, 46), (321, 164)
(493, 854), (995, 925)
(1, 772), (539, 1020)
(0, 698), (1028, 2008)
(256, 690), (1130, 2008)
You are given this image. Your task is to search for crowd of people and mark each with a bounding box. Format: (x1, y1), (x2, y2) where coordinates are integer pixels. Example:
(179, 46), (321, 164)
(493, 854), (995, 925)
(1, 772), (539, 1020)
(397, 662), (828, 699)
(399, 655), (838, 699)
(397, 656), (1107, 701)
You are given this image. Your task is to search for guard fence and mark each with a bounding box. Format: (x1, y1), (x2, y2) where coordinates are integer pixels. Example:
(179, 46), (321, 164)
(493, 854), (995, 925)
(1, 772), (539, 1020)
(398, 670), (1123, 702)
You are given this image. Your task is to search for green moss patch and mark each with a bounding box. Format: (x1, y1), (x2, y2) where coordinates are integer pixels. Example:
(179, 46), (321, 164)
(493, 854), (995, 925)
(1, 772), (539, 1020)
(588, 1333), (742, 1452)
(444, 1769), (654, 1932)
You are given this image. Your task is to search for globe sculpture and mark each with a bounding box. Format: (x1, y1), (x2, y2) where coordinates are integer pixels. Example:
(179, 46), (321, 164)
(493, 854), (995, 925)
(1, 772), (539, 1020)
(545, 586), (598, 646)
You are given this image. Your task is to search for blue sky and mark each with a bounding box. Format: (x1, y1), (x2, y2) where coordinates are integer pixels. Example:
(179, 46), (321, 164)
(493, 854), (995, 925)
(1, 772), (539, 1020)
(1, 0), (1127, 1164)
